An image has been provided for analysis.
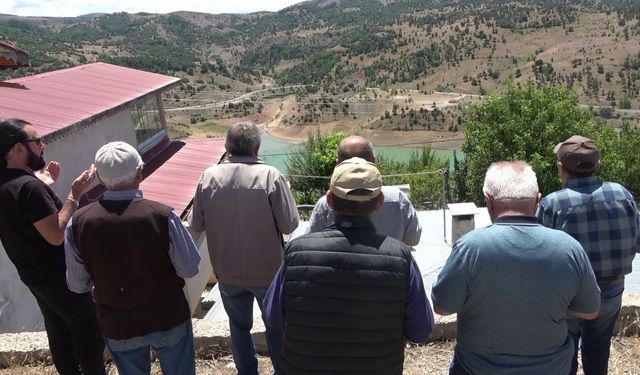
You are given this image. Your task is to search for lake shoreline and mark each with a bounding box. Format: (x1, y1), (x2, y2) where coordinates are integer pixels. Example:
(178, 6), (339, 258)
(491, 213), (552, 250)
(266, 123), (465, 150)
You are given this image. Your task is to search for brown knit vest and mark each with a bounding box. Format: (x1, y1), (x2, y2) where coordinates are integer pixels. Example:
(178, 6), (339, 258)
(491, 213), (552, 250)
(72, 198), (190, 339)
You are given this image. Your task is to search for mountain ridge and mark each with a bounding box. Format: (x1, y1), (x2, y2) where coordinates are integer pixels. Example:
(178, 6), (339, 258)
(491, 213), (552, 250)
(1, 0), (639, 110)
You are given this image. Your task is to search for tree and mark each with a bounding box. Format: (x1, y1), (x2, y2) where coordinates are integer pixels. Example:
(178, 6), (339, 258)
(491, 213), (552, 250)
(285, 132), (450, 210)
(459, 82), (594, 203)
(593, 122), (640, 197)
(286, 131), (347, 205)
(377, 148), (449, 210)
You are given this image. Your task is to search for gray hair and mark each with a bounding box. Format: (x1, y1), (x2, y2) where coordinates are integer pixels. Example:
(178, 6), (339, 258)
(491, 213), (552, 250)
(103, 169), (142, 189)
(225, 121), (261, 156)
(483, 161), (538, 200)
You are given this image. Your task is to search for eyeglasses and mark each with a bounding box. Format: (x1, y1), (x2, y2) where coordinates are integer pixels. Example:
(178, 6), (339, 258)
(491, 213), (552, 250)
(21, 138), (44, 146)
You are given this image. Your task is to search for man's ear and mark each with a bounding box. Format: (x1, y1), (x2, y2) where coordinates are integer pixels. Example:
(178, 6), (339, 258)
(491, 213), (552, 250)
(484, 192), (493, 211)
(3, 144), (17, 162)
(6, 142), (25, 159)
(373, 193), (384, 212)
(96, 172), (106, 187)
(595, 159), (602, 173)
(326, 191), (335, 209)
(557, 161), (570, 183)
(534, 192), (542, 211)
(136, 166), (143, 182)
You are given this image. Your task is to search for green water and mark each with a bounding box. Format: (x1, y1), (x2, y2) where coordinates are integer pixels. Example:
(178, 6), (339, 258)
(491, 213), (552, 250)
(259, 133), (460, 174)
(376, 146), (459, 166)
(259, 134), (302, 172)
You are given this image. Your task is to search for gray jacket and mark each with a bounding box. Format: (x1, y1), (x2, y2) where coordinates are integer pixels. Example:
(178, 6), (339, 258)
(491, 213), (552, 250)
(189, 155), (299, 287)
(307, 186), (422, 246)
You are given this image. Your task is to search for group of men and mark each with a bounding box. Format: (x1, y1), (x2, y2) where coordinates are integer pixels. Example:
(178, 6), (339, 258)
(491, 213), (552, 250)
(0, 116), (638, 375)
(431, 135), (638, 374)
(0, 119), (201, 375)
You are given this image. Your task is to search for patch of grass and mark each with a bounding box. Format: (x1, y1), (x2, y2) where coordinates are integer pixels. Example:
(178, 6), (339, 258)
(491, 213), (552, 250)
(196, 121), (228, 134)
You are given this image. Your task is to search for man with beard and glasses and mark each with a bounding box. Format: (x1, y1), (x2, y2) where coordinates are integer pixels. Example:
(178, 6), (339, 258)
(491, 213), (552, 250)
(0, 119), (106, 375)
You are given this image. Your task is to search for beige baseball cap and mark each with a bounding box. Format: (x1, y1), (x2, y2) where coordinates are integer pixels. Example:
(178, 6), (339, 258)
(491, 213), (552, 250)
(554, 135), (600, 173)
(330, 157), (382, 202)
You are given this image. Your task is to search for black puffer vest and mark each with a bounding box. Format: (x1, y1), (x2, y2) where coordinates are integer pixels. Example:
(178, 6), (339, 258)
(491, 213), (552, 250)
(281, 216), (412, 375)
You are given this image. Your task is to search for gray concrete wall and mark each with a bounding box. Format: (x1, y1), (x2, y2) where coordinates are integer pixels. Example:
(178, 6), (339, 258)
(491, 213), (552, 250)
(183, 228), (213, 315)
(0, 244), (44, 333)
(44, 110), (137, 199)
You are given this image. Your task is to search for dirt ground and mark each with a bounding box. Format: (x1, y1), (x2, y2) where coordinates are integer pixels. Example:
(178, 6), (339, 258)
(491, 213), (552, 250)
(266, 123), (465, 149)
(167, 89), (467, 150)
(2, 337), (639, 374)
(259, 92), (467, 150)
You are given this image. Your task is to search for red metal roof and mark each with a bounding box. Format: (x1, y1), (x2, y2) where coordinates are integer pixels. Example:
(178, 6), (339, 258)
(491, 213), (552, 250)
(0, 62), (180, 137)
(140, 138), (226, 217)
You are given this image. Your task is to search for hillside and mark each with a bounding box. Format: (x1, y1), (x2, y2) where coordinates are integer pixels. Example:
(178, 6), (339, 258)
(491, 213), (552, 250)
(2, 0), (640, 142)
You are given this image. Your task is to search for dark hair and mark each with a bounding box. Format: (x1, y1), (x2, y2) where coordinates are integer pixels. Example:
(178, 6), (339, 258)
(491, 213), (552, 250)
(337, 137), (375, 163)
(331, 189), (379, 217)
(225, 121), (261, 156)
(565, 168), (596, 178)
(0, 119), (29, 170)
(559, 158), (597, 178)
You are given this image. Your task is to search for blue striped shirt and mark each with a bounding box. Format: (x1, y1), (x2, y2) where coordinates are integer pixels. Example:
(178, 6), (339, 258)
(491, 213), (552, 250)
(536, 176), (639, 279)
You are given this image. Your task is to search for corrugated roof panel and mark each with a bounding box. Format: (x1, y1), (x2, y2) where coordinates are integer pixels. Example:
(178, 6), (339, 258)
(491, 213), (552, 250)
(140, 139), (226, 216)
(0, 62), (180, 136)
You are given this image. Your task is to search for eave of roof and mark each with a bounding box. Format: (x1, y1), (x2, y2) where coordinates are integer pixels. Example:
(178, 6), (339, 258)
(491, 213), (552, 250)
(0, 62), (180, 138)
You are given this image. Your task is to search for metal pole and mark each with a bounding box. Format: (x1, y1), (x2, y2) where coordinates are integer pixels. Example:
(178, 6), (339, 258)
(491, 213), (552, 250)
(442, 168), (447, 243)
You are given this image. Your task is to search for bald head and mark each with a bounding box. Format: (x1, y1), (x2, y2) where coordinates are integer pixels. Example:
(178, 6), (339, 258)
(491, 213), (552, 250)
(337, 136), (375, 163)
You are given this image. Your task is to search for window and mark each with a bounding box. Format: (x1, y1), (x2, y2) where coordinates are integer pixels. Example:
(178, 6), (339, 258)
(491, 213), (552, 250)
(131, 96), (165, 146)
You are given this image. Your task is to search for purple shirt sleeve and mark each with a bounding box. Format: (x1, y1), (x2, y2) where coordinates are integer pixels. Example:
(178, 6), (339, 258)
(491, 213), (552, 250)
(263, 263), (286, 336)
(635, 201), (640, 253)
(404, 258), (434, 343)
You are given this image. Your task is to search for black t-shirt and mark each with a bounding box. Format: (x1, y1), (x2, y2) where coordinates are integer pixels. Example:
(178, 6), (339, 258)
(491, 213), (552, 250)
(0, 168), (66, 285)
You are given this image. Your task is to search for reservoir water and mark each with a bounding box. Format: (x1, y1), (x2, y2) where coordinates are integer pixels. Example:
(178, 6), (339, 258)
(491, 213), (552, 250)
(259, 132), (458, 174)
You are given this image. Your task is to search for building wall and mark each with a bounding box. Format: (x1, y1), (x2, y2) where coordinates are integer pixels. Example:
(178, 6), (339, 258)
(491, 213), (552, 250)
(0, 244), (44, 333)
(45, 110), (137, 199)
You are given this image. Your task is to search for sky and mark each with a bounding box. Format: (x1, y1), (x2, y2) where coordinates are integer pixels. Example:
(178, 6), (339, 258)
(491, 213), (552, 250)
(0, 0), (306, 17)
